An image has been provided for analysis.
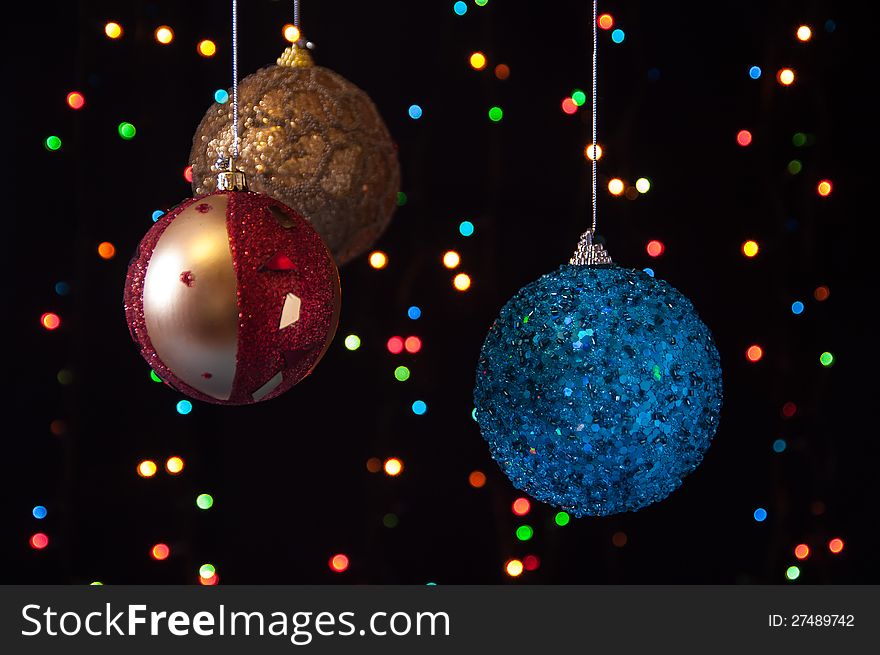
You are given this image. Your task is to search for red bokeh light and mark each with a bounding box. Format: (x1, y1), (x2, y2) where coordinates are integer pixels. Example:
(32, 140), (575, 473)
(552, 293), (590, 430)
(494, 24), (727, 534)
(646, 240), (665, 257)
(386, 336), (404, 354)
(512, 497), (531, 516)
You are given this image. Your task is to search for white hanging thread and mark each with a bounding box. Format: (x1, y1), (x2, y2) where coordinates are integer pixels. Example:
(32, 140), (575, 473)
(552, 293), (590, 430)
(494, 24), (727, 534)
(591, 0), (597, 233)
(231, 0), (240, 164)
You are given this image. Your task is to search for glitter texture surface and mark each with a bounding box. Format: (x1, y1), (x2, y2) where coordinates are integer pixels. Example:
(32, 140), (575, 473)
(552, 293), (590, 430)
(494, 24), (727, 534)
(189, 65), (400, 265)
(125, 191), (340, 405)
(474, 265), (723, 516)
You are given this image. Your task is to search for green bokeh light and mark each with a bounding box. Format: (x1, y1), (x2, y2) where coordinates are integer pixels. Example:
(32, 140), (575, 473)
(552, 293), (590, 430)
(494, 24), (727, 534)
(196, 494), (214, 510)
(199, 564), (216, 578)
(554, 511), (570, 526)
(516, 525), (534, 541)
(118, 122), (136, 140)
(45, 135), (62, 151)
(786, 565), (800, 581)
(396, 191), (407, 206)
(819, 351), (834, 367)
(787, 159), (802, 175)
(150, 370), (162, 383)
(571, 89), (586, 106)
(792, 132), (807, 147)
(394, 365), (411, 381)
(383, 513), (399, 528)
(488, 106), (503, 122)
(344, 334), (361, 351)
(57, 369), (74, 385)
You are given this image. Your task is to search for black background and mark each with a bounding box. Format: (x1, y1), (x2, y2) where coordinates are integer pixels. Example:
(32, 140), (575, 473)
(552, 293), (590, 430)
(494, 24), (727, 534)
(8, 0), (873, 584)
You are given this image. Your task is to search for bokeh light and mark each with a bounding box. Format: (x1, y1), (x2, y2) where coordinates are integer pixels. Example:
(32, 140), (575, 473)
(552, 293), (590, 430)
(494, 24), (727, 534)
(608, 178), (624, 195)
(819, 351), (834, 367)
(571, 89), (586, 106)
(488, 106), (503, 122)
(151, 544), (170, 561)
(469, 52), (486, 70)
(512, 497), (531, 516)
(523, 555), (541, 571)
(787, 159), (802, 174)
(184, 166), (193, 182)
(330, 554), (350, 572)
(561, 98), (578, 115)
(30, 533), (49, 550)
(386, 336), (404, 354)
(794, 544), (810, 560)
(408, 104), (423, 120)
(396, 191), (407, 206)
(44, 136), (62, 151)
(796, 25), (812, 41)
(814, 285), (830, 301)
(55, 281), (70, 296)
(166, 456), (184, 475)
(611, 29), (625, 43)
(66, 91), (85, 110)
(443, 250), (461, 268)
(199, 564), (216, 579)
(505, 559), (524, 577)
(408, 305), (422, 320)
(494, 64), (510, 80)
(197, 39), (216, 57)
(138, 460), (158, 478)
(773, 438), (787, 453)
(792, 132), (808, 147)
(453, 1), (467, 16)
(384, 457), (403, 476)
(829, 538), (844, 554)
(404, 336), (422, 353)
(118, 122), (136, 140)
(453, 273), (471, 291)
(41, 313), (61, 331)
(155, 26), (174, 44)
(612, 531), (628, 547)
(369, 251), (388, 268)
(459, 220), (475, 237)
(150, 370), (162, 383)
(736, 129), (753, 146)
(748, 65), (762, 79)
(199, 573), (219, 586)
(791, 301), (804, 315)
(782, 401), (797, 418)
(468, 470), (486, 488)
(786, 566), (800, 581)
(746, 345), (764, 362)
(50, 420), (67, 436)
(646, 240), (665, 257)
(554, 511), (570, 526)
(742, 240), (759, 257)
(33, 506), (48, 520)
(196, 493), (214, 510)
(98, 242), (116, 259)
(584, 143), (603, 161)
(394, 366), (411, 381)
(411, 400), (427, 415)
(283, 24), (301, 43)
(777, 68), (795, 85)
(176, 400), (193, 415)
(104, 22), (123, 39)
(635, 177), (651, 193)
(383, 513), (399, 528)
(366, 457), (382, 473)
(598, 13), (613, 29)
(753, 507), (768, 522)
(516, 525), (534, 541)
(344, 334), (361, 351)
(817, 180), (832, 197)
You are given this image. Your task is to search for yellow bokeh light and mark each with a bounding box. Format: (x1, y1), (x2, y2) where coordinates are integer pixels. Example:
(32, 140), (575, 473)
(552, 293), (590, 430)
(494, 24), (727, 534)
(505, 559), (524, 577)
(283, 24), (301, 43)
(608, 178), (625, 196)
(796, 25), (812, 42)
(584, 143), (603, 161)
(105, 22), (123, 39)
(635, 177), (651, 193)
(197, 39), (216, 57)
(369, 251), (388, 269)
(166, 456), (185, 475)
(443, 250), (461, 269)
(469, 52), (487, 70)
(155, 26), (174, 45)
(384, 458), (403, 476)
(453, 273), (471, 291)
(742, 240), (759, 258)
(138, 460), (157, 478)
(777, 68), (795, 85)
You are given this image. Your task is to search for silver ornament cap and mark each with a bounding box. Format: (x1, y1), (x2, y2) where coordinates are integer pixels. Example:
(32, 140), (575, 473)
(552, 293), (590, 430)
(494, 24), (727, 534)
(570, 230), (612, 266)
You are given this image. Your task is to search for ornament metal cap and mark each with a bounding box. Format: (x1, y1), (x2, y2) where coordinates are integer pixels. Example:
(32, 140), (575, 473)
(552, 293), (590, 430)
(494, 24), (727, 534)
(216, 169), (248, 191)
(570, 230), (613, 266)
(277, 41), (314, 68)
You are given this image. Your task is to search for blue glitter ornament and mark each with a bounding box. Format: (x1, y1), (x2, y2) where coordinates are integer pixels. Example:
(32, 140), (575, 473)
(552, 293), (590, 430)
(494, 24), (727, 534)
(474, 236), (722, 517)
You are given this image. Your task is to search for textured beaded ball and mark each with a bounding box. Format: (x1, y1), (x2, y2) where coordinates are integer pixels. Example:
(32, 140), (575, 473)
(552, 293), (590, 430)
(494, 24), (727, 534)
(474, 264), (723, 516)
(189, 52), (400, 266)
(124, 190), (340, 405)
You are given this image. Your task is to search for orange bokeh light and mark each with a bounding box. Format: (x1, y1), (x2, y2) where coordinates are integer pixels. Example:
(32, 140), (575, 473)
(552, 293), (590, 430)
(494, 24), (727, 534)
(494, 64), (510, 80)
(384, 458), (403, 476)
(794, 544), (810, 560)
(66, 91), (85, 110)
(814, 285), (830, 301)
(777, 68), (795, 85)
(598, 14), (614, 30)
(468, 470), (487, 488)
(512, 497), (531, 516)
(151, 543), (170, 560)
(404, 336), (422, 353)
(330, 554), (350, 572)
(369, 251), (388, 269)
(505, 559), (524, 577)
(98, 242), (116, 259)
(736, 130), (752, 146)
(646, 240), (665, 257)
(817, 180), (832, 197)
(41, 312), (61, 330)
(746, 345), (764, 362)
(138, 460), (158, 478)
(828, 538), (844, 554)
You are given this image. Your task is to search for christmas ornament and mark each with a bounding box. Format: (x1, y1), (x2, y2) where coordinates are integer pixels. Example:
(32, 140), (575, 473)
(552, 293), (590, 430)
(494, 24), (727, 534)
(188, 21), (400, 265)
(125, 0), (340, 405)
(472, 1), (722, 516)
(124, 174), (340, 405)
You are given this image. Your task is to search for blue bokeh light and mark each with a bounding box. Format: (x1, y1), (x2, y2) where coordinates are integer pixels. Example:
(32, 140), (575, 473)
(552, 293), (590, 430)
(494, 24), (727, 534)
(176, 400), (193, 415)
(408, 104), (423, 120)
(33, 505), (48, 520)
(754, 507), (768, 522)
(791, 301), (804, 315)
(407, 306), (422, 320)
(749, 66), (762, 79)
(772, 439), (787, 453)
(453, 1), (467, 16)
(152, 210), (165, 222)
(54, 281), (70, 296)
(214, 89), (229, 104)
(611, 29), (625, 44)
(412, 400), (427, 415)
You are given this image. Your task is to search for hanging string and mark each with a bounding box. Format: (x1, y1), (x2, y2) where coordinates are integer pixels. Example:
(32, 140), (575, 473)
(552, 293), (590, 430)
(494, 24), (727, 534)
(294, 0), (301, 32)
(231, 0), (240, 164)
(590, 0), (598, 234)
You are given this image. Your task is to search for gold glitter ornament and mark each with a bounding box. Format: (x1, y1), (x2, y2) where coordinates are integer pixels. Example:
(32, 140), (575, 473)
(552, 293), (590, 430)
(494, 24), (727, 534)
(189, 47), (400, 265)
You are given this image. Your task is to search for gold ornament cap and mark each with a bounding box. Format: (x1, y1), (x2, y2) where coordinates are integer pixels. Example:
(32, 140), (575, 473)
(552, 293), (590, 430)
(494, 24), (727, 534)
(570, 230), (612, 266)
(216, 169), (248, 191)
(277, 43), (314, 68)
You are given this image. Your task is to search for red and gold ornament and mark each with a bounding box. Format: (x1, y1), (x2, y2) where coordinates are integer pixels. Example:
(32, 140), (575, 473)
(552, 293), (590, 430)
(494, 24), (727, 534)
(124, 172), (340, 405)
